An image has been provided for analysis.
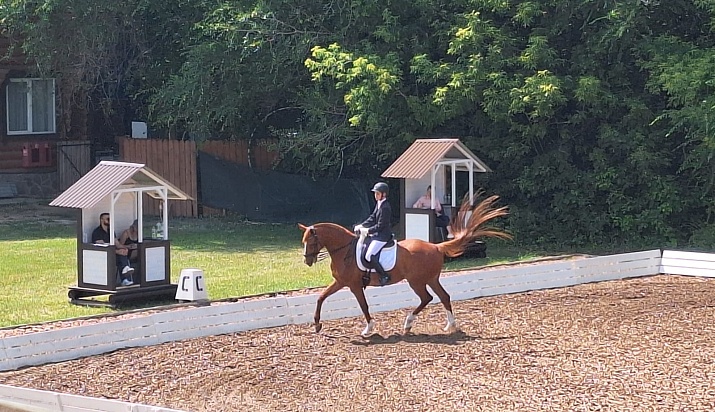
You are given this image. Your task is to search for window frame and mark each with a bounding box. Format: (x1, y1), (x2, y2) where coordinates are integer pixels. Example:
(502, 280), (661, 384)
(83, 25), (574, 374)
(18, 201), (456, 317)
(6, 78), (57, 135)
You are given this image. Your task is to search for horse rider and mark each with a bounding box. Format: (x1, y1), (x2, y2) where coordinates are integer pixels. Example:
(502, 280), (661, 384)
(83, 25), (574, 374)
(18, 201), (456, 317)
(355, 182), (392, 286)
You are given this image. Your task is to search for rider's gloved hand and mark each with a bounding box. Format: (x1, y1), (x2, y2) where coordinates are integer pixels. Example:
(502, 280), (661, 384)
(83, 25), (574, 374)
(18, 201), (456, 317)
(354, 224), (364, 233)
(358, 227), (369, 237)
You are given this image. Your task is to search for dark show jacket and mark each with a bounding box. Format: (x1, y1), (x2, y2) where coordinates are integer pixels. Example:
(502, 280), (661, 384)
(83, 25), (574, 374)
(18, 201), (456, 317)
(361, 199), (393, 241)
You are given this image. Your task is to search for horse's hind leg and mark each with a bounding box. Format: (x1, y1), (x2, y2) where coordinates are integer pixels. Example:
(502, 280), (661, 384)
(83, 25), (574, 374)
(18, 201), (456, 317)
(403, 282), (433, 333)
(428, 278), (457, 332)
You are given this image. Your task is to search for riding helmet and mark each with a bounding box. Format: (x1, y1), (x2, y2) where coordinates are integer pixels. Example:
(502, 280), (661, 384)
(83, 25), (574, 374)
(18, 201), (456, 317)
(371, 182), (389, 195)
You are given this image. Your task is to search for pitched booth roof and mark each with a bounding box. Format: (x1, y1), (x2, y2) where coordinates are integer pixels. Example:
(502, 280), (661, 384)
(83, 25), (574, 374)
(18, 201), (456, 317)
(50, 161), (192, 209)
(381, 138), (491, 179)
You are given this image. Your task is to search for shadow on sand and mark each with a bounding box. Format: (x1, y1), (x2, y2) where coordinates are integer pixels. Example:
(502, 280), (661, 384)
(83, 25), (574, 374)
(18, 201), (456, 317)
(349, 330), (514, 346)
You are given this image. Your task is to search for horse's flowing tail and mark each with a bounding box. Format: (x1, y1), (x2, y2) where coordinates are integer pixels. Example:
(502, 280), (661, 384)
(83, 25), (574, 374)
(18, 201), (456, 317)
(436, 194), (511, 258)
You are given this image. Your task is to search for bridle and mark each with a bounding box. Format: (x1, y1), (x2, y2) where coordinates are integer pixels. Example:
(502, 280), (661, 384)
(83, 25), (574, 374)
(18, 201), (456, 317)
(303, 227), (354, 261)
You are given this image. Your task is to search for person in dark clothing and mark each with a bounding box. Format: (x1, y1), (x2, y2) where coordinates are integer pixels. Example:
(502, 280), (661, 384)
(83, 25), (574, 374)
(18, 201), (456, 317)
(91, 213), (134, 286)
(355, 182), (393, 286)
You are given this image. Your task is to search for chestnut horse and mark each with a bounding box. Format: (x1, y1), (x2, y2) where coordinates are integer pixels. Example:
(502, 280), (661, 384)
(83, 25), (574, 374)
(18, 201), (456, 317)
(299, 195), (510, 337)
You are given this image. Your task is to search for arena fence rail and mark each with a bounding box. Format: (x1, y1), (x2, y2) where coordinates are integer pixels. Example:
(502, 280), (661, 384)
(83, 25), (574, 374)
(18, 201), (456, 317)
(0, 384), (183, 412)
(0, 249), (663, 373)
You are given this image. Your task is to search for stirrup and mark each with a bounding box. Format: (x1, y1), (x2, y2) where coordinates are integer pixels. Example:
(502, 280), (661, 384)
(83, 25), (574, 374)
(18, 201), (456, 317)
(361, 271), (371, 288)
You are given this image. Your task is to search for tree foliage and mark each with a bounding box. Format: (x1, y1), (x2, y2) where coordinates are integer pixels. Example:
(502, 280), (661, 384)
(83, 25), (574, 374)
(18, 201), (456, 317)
(4, 0), (715, 248)
(1, 0), (207, 129)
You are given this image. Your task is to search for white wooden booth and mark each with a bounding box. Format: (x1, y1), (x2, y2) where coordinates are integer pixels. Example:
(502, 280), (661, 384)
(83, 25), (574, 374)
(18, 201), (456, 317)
(382, 138), (491, 243)
(50, 161), (192, 306)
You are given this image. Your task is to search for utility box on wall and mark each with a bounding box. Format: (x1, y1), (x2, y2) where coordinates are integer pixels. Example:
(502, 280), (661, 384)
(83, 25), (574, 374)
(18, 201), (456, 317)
(131, 121), (148, 139)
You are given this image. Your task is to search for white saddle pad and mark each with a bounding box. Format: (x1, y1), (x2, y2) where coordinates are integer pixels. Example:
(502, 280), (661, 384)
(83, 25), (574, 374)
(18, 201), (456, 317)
(355, 236), (397, 272)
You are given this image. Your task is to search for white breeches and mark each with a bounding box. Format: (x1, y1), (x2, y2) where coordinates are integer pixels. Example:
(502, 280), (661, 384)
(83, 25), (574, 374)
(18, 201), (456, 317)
(365, 240), (387, 261)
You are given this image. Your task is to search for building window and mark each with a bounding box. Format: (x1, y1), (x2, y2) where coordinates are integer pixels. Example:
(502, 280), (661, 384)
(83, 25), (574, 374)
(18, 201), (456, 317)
(6, 78), (56, 135)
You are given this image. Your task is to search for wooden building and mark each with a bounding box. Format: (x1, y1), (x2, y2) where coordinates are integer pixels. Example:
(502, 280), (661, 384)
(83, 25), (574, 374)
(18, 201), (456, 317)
(0, 34), (92, 197)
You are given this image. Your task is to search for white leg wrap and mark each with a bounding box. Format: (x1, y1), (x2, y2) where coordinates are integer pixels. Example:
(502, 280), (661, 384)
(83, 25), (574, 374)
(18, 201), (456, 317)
(361, 320), (375, 337)
(444, 310), (456, 332)
(404, 314), (416, 331)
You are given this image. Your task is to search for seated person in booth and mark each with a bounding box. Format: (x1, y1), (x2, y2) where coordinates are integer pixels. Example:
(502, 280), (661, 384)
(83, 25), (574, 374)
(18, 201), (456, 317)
(413, 185), (454, 239)
(118, 219), (139, 263)
(91, 213), (135, 286)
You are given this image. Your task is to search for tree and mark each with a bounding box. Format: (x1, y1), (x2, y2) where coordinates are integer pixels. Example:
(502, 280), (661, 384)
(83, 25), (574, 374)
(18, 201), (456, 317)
(2, 0), (209, 138)
(6, 0), (715, 248)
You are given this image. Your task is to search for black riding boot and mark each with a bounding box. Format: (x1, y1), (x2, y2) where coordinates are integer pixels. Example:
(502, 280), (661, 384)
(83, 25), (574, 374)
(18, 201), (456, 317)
(371, 261), (391, 286)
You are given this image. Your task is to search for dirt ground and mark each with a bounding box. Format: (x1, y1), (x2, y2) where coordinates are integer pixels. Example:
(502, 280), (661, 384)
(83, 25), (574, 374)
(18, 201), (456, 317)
(1, 274), (715, 411)
(0, 198), (75, 224)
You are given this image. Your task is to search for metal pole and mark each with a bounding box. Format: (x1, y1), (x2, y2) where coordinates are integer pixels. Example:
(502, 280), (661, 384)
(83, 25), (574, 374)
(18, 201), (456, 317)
(469, 161), (474, 205)
(162, 188), (169, 240)
(110, 192), (119, 245)
(137, 190), (143, 242)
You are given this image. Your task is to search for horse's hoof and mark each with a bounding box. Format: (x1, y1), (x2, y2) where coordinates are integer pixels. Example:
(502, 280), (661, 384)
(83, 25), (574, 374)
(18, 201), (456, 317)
(444, 324), (457, 333)
(403, 328), (412, 335)
(403, 314), (416, 331)
(361, 320), (375, 337)
(315, 323), (323, 333)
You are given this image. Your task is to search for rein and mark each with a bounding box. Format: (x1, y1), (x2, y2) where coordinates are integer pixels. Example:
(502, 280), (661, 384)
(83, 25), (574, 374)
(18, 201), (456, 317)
(327, 239), (354, 255)
(304, 227), (355, 262)
(315, 239), (354, 262)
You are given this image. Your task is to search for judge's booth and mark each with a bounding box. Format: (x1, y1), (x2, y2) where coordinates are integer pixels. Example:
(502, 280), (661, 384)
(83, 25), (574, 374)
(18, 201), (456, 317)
(50, 161), (192, 306)
(382, 138), (491, 245)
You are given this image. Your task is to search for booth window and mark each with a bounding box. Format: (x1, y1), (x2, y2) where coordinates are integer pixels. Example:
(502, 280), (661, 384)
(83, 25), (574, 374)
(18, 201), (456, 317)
(6, 78), (56, 135)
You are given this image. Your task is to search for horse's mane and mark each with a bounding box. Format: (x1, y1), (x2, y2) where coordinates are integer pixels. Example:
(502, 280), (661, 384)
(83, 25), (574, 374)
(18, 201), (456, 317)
(313, 222), (354, 235)
(344, 237), (358, 265)
(310, 222), (357, 265)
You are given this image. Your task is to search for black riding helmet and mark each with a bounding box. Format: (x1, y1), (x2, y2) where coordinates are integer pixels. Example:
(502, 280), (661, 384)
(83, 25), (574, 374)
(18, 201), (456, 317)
(371, 182), (389, 195)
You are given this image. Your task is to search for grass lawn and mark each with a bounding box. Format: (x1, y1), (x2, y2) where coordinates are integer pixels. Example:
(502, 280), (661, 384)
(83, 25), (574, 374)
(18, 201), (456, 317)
(0, 209), (549, 328)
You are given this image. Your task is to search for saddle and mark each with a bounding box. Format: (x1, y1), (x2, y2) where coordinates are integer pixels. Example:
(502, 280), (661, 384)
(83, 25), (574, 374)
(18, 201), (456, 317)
(355, 235), (397, 272)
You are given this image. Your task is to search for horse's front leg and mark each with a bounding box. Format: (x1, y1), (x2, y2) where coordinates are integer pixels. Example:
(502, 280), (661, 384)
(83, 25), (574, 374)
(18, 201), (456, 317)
(314, 280), (342, 333)
(349, 285), (374, 337)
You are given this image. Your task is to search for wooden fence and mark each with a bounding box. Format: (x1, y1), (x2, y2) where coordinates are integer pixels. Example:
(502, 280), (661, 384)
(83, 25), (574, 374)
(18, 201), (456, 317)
(120, 138), (198, 217)
(198, 139), (278, 170)
(57, 141), (91, 191)
(119, 138), (279, 217)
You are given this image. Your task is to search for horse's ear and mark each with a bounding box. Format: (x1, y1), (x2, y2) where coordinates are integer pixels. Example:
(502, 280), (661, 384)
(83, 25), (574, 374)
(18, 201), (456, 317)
(298, 223), (307, 231)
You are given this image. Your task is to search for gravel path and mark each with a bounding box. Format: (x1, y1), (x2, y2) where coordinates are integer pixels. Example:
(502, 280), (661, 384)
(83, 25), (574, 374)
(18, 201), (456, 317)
(1, 274), (714, 411)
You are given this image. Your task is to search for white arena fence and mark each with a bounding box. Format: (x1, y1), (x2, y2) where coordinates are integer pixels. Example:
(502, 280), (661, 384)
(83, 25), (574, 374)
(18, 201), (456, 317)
(1, 248), (713, 411)
(0, 386), (183, 412)
(660, 249), (715, 277)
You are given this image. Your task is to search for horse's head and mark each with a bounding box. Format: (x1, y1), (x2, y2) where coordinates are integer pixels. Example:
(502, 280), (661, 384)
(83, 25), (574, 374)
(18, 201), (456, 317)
(298, 222), (356, 266)
(298, 223), (322, 266)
